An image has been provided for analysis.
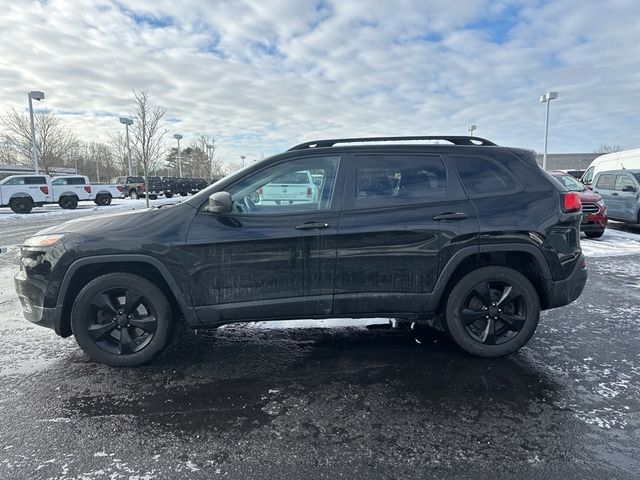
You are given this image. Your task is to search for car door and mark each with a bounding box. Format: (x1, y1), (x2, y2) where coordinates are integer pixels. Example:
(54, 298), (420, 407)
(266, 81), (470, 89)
(333, 152), (478, 316)
(593, 173), (619, 219)
(614, 173), (640, 221)
(185, 154), (343, 324)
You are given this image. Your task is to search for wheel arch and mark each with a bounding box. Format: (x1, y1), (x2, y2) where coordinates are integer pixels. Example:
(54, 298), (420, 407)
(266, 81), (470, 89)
(56, 255), (196, 338)
(434, 244), (552, 313)
(9, 192), (34, 201)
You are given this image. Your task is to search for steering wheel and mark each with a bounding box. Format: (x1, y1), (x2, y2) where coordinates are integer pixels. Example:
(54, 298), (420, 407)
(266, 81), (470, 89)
(242, 195), (257, 213)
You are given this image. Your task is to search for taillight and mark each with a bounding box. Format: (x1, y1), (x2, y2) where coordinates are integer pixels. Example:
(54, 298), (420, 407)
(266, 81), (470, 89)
(40, 186), (49, 195)
(117, 185), (124, 192)
(562, 192), (582, 212)
(307, 187), (312, 197)
(139, 184), (145, 191)
(84, 186), (92, 193)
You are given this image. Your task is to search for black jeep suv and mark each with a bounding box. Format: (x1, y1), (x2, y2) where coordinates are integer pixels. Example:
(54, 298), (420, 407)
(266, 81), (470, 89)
(15, 136), (587, 367)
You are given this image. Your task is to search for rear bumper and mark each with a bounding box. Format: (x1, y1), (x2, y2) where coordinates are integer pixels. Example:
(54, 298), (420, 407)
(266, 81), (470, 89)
(545, 254), (588, 309)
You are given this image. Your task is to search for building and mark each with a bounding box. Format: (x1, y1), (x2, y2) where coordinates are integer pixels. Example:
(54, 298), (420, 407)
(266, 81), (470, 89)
(535, 153), (600, 171)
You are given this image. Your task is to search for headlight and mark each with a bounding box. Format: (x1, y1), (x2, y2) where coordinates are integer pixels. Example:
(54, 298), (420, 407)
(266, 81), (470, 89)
(23, 234), (66, 247)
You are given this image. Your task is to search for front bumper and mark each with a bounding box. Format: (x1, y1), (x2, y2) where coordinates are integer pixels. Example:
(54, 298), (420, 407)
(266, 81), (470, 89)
(545, 253), (588, 309)
(581, 211), (607, 233)
(14, 269), (63, 334)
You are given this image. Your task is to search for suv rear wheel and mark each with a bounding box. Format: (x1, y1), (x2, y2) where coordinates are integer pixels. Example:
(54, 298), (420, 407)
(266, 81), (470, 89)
(445, 266), (540, 357)
(59, 195), (78, 210)
(71, 273), (173, 367)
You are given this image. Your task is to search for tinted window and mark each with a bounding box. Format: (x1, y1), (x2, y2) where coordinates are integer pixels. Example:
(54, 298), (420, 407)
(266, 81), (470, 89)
(227, 156), (339, 215)
(128, 177), (144, 183)
(615, 175), (636, 191)
(25, 176), (47, 185)
(595, 174), (615, 189)
(552, 174), (584, 192)
(351, 155), (446, 208)
(67, 177), (86, 185)
(451, 156), (516, 196)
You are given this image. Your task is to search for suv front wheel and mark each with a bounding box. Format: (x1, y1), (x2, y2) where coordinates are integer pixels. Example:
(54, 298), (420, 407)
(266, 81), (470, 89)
(71, 273), (173, 367)
(445, 266), (540, 357)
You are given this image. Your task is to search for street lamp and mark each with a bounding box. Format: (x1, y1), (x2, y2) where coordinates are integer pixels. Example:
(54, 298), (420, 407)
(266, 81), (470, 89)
(173, 134), (183, 177)
(28, 91), (45, 174)
(240, 155), (246, 168)
(467, 124), (477, 136)
(539, 91), (558, 170)
(119, 117), (134, 176)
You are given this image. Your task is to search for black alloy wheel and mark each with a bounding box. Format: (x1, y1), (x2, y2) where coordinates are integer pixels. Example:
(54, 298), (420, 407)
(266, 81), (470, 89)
(71, 273), (172, 366)
(10, 197), (33, 214)
(445, 266), (540, 357)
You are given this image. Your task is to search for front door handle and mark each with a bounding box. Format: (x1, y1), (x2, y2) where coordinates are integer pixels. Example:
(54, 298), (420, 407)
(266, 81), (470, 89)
(295, 222), (330, 230)
(432, 212), (468, 221)
(611, 192), (619, 196)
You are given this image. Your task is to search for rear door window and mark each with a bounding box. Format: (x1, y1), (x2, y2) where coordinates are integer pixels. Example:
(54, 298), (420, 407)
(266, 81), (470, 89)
(347, 154), (447, 209)
(595, 174), (615, 190)
(25, 176), (47, 185)
(67, 177), (86, 185)
(451, 156), (517, 197)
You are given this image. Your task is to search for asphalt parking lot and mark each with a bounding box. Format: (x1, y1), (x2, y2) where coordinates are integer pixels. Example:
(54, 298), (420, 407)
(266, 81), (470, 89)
(1, 214), (639, 479)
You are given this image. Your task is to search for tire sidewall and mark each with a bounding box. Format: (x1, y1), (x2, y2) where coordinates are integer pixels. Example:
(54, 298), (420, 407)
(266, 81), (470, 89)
(10, 197), (32, 213)
(71, 273), (172, 367)
(445, 266), (540, 358)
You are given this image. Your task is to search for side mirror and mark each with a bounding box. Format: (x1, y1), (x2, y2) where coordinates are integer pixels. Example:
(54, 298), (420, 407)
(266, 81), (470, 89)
(621, 185), (636, 193)
(208, 191), (232, 213)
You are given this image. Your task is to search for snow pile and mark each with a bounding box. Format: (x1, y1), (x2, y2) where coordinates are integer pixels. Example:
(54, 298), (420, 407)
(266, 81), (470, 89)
(581, 226), (640, 258)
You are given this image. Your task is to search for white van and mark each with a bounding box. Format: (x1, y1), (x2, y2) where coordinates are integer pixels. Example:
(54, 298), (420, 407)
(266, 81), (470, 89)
(581, 148), (640, 186)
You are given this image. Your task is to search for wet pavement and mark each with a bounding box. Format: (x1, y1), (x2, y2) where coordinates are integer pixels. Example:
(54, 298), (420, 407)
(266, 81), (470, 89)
(0, 222), (639, 478)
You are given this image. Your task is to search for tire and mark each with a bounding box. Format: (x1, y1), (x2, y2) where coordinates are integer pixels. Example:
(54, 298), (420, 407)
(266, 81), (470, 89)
(149, 194), (158, 200)
(94, 194), (112, 206)
(445, 266), (540, 358)
(130, 190), (139, 200)
(59, 196), (78, 210)
(179, 192), (188, 197)
(585, 230), (604, 239)
(71, 273), (173, 367)
(165, 193), (173, 199)
(9, 197), (33, 214)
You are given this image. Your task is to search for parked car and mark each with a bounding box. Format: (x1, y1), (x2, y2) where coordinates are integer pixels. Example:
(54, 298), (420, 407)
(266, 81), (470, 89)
(549, 171), (607, 238)
(592, 169), (640, 225)
(257, 169), (318, 205)
(15, 135), (587, 367)
(161, 176), (177, 198)
(53, 175), (125, 208)
(581, 148), (640, 186)
(0, 174), (51, 213)
(111, 176), (145, 199)
(145, 176), (165, 200)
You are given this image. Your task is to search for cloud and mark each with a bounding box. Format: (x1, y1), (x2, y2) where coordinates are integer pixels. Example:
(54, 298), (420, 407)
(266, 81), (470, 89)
(0, 0), (639, 165)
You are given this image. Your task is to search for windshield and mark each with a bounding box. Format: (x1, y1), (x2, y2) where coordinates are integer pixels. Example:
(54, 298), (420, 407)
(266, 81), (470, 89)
(553, 174), (585, 192)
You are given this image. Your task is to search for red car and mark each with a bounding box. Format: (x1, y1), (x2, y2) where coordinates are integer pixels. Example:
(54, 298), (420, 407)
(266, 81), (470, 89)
(550, 171), (607, 238)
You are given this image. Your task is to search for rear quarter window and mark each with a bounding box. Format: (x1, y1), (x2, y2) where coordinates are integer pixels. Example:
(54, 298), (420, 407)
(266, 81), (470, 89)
(451, 155), (518, 197)
(25, 176), (47, 185)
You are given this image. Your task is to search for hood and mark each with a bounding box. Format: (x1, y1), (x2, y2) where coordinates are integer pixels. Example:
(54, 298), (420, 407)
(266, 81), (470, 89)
(578, 189), (601, 203)
(34, 203), (195, 240)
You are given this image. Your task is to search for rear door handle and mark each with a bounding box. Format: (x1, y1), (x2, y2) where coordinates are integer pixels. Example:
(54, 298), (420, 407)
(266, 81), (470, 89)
(432, 212), (468, 221)
(295, 222), (330, 230)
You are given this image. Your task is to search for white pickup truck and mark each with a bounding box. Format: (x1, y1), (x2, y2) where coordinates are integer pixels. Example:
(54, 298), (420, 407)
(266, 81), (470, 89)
(0, 174), (125, 213)
(257, 170), (319, 205)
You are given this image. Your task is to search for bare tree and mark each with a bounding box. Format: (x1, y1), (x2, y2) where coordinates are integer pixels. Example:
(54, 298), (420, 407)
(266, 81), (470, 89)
(594, 144), (623, 154)
(130, 90), (167, 206)
(108, 131), (131, 176)
(1, 107), (77, 174)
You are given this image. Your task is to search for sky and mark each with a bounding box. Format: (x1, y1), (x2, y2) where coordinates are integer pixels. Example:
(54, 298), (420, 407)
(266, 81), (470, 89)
(0, 0), (639, 165)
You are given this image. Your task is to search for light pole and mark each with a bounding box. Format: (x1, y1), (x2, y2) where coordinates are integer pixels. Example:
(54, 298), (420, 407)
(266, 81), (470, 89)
(119, 117), (134, 176)
(540, 91), (558, 170)
(173, 134), (183, 176)
(240, 155), (246, 168)
(28, 91), (45, 174)
(467, 124), (477, 137)
(206, 143), (214, 181)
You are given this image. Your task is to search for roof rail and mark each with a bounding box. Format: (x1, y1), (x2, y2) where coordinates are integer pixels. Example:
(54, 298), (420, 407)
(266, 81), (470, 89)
(288, 136), (497, 151)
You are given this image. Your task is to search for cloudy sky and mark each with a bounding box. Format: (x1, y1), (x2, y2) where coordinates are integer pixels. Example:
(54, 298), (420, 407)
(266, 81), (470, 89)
(1, 0), (639, 164)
